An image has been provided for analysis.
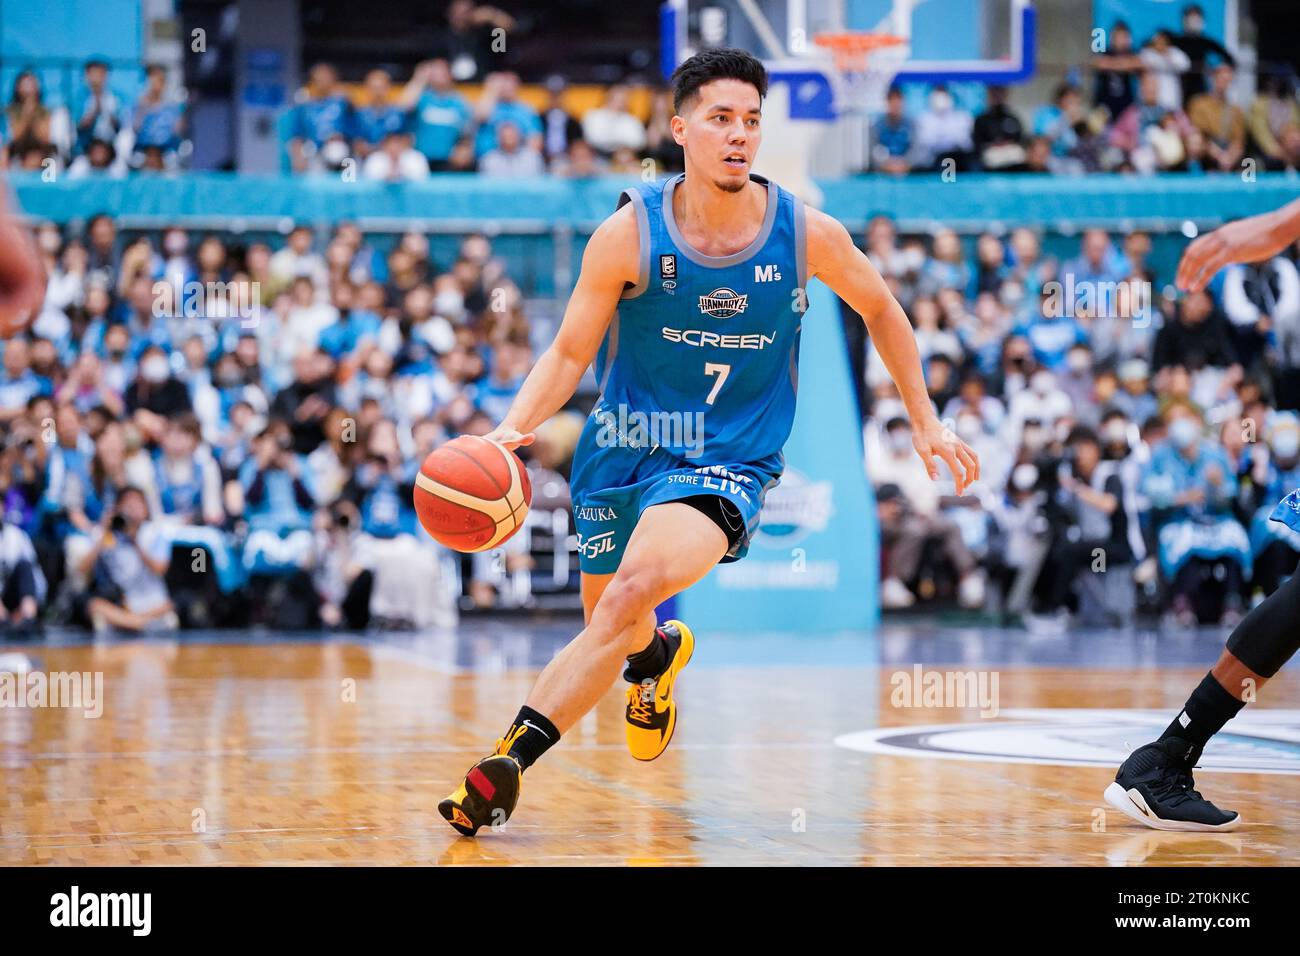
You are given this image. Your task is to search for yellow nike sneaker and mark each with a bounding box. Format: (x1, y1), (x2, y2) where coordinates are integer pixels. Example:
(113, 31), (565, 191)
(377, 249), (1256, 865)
(624, 620), (695, 761)
(437, 736), (523, 836)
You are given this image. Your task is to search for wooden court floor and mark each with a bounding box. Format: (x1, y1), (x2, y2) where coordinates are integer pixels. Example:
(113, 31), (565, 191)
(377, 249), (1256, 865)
(2, 636), (1297, 866)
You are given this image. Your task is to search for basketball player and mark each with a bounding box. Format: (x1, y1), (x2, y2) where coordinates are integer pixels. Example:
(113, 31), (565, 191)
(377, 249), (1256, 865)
(439, 49), (980, 835)
(1105, 196), (1300, 831)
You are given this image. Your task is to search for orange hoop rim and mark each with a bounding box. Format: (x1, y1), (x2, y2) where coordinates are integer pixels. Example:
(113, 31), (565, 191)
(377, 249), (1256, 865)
(812, 32), (906, 72)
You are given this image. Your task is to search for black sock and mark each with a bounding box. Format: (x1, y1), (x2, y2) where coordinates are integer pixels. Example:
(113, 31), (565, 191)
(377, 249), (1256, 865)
(501, 706), (560, 771)
(1159, 671), (1247, 764)
(625, 626), (669, 681)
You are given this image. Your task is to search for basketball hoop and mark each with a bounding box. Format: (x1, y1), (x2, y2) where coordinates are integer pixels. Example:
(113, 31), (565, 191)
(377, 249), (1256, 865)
(811, 32), (907, 115)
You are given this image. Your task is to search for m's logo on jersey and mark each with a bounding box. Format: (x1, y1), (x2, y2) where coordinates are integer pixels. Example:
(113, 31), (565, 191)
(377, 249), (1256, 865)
(659, 254), (677, 278)
(754, 264), (782, 282)
(698, 287), (748, 318)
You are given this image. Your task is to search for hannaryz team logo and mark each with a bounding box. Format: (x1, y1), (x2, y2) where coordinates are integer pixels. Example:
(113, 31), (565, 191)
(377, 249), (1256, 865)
(834, 708), (1300, 775)
(753, 468), (833, 546)
(698, 287), (748, 318)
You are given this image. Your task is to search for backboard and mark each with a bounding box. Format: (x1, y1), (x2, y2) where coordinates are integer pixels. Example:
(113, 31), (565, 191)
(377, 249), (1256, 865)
(659, 0), (1037, 194)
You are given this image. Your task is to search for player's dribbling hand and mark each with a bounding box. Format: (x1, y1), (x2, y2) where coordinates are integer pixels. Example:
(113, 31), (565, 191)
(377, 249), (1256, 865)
(0, 193), (44, 339)
(912, 417), (980, 497)
(483, 425), (535, 451)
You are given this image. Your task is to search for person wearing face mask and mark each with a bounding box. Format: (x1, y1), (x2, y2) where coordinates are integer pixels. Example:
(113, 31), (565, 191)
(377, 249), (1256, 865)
(912, 84), (975, 171)
(98, 323), (134, 395)
(870, 419), (985, 609)
(1140, 401), (1250, 627)
(125, 345), (192, 446)
(952, 410), (1009, 493)
(1059, 345), (1096, 413)
(1244, 417), (1300, 595)
(1111, 358), (1159, 425)
(941, 373), (1006, 435)
(987, 461), (1047, 619)
(1007, 370), (1072, 448)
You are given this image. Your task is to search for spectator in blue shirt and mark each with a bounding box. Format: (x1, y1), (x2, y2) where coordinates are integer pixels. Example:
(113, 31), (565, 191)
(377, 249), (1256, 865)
(289, 63), (353, 173)
(347, 449), (419, 540)
(1141, 400), (1251, 625)
(472, 71), (542, 158)
(238, 425), (316, 535)
(0, 339), (52, 426)
(41, 403), (101, 544)
(1032, 82), (1084, 162)
(75, 60), (124, 156)
(1013, 292), (1090, 372)
(1060, 228), (1128, 288)
(352, 68), (408, 160)
(476, 338), (530, 423)
(871, 87), (913, 175)
(399, 59), (472, 171)
(318, 283), (383, 361)
(131, 65), (186, 165)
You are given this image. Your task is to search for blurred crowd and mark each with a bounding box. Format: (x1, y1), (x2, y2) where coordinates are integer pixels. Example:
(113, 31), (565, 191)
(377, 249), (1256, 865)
(2, 61), (188, 175)
(7, 3), (1294, 181)
(874, 6), (1300, 175)
(3, 210), (1298, 635)
(861, 216), (1300, 628)
(0, 219), (588, 636)
(281, 61), (683, 180)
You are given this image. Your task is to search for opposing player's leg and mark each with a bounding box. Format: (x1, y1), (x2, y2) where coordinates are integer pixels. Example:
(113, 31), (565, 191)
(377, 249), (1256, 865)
(439, 502), (727, 835)
(1105, 571), (1300, 830)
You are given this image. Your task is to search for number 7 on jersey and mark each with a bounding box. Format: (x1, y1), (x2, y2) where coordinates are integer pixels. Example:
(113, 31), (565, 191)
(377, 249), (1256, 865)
(703, 362), (730, 405)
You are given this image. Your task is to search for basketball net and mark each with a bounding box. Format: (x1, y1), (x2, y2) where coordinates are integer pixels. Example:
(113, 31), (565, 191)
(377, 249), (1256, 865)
(750, 33), (908, 204)
(812, 32), (908, 117)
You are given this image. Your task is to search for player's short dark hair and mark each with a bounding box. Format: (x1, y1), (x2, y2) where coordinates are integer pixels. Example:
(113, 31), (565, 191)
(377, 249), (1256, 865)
(669, 48), (768, 114)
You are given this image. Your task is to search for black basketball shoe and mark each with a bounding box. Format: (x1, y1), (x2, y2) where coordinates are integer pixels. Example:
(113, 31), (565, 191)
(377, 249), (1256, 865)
(438, 747), (523, 836)
(1103, 737), (1241, 831)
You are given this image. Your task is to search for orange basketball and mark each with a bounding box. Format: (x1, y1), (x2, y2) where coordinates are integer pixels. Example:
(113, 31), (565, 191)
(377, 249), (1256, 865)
(413, 436), (532, 552)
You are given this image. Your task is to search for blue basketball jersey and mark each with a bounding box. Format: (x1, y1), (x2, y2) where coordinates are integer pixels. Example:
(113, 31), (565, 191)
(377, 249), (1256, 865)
(578, 173), (806, 483)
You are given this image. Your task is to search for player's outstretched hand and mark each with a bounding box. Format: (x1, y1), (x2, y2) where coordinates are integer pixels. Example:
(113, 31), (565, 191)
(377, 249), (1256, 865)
(1175, 222), (1245, 293)
(1176, 197), (1300, 293)
(912, 417), (980, 497)
(483, 425), (535, 451)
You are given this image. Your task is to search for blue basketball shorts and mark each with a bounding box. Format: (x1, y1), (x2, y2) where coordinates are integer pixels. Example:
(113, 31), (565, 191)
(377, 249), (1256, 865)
(571, 456), (782, 575)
